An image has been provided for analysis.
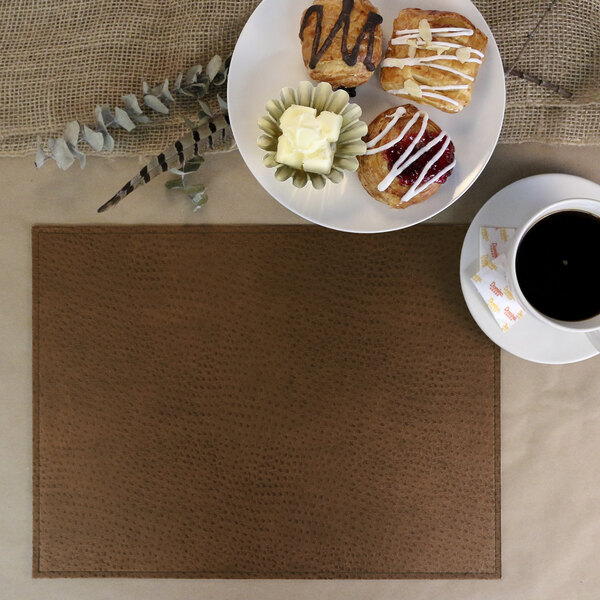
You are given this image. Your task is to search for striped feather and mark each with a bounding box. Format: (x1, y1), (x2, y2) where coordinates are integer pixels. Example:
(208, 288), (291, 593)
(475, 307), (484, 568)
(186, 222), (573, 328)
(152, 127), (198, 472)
(97, 114), (230, 213)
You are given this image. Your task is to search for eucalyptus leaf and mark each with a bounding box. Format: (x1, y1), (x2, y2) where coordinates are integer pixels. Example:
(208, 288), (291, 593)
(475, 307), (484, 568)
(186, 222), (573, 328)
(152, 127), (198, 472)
(212, 70), (227, 86)
(161, 79), (175, 103)
(183, 116), (197, 131)
(191, 83), (208, 98)
(93, 108), (115, 150)
(186, 155), (205, 167)
(191, 192), (208, 211)
(70, 145), (87, 169)
(144, 94), (169, 114)
(150, 79), (173, 103)
(121, 94), (143, 115)
(51, 138), (75, 170)
(102, 131), (115, 152)
(185, 64), (203, 84)
(142, 81), (149, 95)
(132, 114), (150, 124)
(181, 162), (202, 174)
(206, 55), (222, 82)
(101, 105), (115, 127)
(114, 107), (136, 131)
(94, 105), (108, 131)
(82, 125), (104, 151)
(183, 183), (206, 196)
(165, 178), (185, 190)
(168, 168), (187, 176)
(198, 100), (213, 117)
(174, 72), (183, 90)
(35, 137), (48, 168)
(63, 120), (80, 146)
(217, 94), (228, 112)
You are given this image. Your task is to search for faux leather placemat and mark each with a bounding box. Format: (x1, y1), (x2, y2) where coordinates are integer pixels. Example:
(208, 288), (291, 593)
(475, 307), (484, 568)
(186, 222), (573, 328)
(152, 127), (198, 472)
(32, 225), (500, 579)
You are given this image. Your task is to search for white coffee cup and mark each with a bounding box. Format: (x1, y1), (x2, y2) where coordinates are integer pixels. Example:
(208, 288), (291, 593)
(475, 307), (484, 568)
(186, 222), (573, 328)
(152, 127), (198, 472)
(506, 198), (600, 351)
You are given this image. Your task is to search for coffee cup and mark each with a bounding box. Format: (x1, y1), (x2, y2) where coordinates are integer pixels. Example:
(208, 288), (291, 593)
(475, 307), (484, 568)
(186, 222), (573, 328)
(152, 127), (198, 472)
(506, 198), (600, 351)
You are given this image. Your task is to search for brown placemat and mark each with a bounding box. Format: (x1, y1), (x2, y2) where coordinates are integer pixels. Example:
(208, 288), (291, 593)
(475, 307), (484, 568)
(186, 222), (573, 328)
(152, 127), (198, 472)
(33, 225), (500, 579)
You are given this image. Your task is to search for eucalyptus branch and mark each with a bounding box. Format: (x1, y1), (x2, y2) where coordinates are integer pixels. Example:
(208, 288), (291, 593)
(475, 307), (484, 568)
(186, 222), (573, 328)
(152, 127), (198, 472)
(35, 55), (231, 171)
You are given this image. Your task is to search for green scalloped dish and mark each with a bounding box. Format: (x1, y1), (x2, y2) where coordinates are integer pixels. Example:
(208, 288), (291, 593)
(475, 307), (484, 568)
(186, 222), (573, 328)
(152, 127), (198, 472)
(257, 81), (368, 189)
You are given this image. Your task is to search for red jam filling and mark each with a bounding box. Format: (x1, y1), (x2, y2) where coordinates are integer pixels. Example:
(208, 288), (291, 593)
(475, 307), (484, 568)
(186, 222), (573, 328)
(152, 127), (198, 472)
(384, 129), (455, 187)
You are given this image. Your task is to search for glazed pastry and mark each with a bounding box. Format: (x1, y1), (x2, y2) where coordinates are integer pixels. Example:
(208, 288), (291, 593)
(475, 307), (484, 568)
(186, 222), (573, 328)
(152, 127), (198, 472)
(357, 104), (455, 208)
(380, 8), (487, 113)
(300, 0), (384, 88)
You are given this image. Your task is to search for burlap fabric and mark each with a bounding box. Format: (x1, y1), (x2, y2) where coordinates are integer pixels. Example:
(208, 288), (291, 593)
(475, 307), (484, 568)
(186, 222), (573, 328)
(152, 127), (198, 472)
(1, 0), (598, 158)
(477, 0), (600, 145)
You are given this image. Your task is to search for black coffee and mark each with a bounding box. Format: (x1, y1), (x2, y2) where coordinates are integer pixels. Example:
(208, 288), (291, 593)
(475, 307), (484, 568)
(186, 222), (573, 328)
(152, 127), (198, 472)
(515, 210), (600, 321)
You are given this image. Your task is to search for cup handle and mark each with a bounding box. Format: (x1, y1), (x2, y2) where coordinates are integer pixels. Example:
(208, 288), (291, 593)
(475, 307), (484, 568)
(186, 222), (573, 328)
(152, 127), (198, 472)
(586, 330), (600, 352)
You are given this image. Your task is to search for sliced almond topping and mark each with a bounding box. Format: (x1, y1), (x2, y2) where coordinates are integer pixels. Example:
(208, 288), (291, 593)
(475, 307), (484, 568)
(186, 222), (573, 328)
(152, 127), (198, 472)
(418, 19), (432, 44)
(456, 46), (472, 63)
(426, 43), (448, 54)
(404, 78), (422, 98)
(408, 45), (417, 58)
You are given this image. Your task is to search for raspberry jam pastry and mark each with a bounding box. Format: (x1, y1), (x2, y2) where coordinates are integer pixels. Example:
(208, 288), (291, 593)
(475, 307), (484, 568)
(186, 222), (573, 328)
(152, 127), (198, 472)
(357, 104), (456, 208)
(380, 8), (487, 113)
(300, 0), (384, 88)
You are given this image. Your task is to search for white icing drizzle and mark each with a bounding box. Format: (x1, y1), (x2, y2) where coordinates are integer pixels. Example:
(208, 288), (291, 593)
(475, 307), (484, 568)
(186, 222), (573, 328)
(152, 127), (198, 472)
(381, 58), (475, 81)
(382, 57), (476, 81)
(387, 89), (462, 107)
(366, 108), (421, 154)
(384, 54), (482, 66)
(395, 27), (474, 36)
(422, 40), (484, 58)
(365, 106), (406, 149)
(422, 84), (469, 91)
(365, 110), (456, 203)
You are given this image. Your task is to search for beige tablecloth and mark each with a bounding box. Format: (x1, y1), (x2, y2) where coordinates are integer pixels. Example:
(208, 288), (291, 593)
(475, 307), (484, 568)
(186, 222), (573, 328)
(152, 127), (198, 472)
(1, 143), (600, 598)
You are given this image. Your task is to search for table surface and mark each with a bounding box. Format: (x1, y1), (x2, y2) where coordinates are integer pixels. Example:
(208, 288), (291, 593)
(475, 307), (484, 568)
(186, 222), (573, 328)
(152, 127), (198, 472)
(1, 143), (600, 600)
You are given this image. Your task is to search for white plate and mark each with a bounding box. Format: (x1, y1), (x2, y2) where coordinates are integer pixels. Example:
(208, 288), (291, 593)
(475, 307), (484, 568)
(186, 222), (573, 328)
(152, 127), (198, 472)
(460, 174), (600, 365)
(228, 0), (505, 233)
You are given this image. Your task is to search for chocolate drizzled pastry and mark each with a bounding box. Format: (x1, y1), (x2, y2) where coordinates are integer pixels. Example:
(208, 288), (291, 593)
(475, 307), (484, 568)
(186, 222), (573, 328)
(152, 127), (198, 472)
(300, 0), (383, 88)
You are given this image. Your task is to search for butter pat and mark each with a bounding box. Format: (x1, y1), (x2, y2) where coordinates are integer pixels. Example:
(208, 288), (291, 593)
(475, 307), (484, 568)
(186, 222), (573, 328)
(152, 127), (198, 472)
(316, 111), (343, 143)
(275, 136), (303, 170)
(276, 104), (343, 174)
(302, 143), (333, 175)
(280, 105), (317, 129)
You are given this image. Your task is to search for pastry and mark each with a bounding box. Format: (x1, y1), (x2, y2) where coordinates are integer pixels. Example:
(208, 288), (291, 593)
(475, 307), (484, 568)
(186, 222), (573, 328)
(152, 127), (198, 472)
(357, 104), (456, 208)
(299, 0), (384, 89)
(380, 8), (487, 113)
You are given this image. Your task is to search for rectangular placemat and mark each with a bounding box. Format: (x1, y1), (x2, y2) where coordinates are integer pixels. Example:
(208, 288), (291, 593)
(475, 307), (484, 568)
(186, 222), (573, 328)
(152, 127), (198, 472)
(33, 225), (500, 579)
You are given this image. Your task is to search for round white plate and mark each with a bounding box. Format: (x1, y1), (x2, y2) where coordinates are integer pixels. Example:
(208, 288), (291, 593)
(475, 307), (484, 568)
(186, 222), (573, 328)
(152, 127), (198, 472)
(460, 174), (600, 365)
(228, 0), (505, 233)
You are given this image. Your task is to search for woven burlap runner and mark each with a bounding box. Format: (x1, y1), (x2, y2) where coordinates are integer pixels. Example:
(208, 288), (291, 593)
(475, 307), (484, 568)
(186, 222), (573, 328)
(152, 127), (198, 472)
(1, 0), (598, 157)
(477, 0), (599, 145)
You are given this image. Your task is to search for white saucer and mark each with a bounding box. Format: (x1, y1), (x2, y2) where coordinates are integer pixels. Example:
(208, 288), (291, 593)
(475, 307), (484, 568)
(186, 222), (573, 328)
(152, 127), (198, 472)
(460, 173), (600, 364)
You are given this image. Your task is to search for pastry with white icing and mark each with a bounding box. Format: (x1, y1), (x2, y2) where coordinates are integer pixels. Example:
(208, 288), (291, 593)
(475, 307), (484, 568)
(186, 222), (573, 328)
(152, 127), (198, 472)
(380, 8), (487, 113)
(357, 104), (456, 208)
